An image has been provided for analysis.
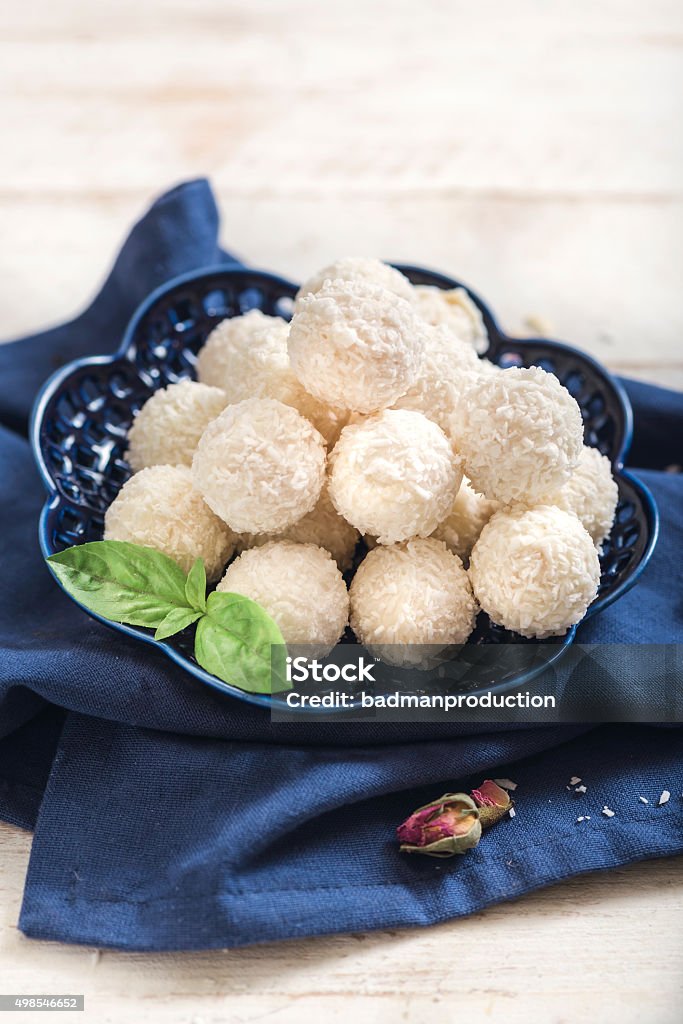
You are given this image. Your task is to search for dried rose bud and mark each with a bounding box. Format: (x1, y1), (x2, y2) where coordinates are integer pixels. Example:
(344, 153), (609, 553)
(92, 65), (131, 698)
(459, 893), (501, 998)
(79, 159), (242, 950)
(471, 779), (513, 829)
(397, 793), (482, 857)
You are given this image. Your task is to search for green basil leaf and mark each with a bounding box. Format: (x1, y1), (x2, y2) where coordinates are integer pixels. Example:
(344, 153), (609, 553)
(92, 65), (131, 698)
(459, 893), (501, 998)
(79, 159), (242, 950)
(194, 591), (290, 694)
(184, 558), (207, 613)
(154, 607), (203, 641)
(47, 541), (191, 628)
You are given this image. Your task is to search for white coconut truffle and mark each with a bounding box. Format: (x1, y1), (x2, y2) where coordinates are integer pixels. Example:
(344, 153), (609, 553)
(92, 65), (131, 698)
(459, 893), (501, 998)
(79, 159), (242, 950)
(329, 409), (462, 545)
(218, 541), (349, 657)
(293, 388), (349, 450)
(449, 366), (584, 505)
(479, 358), (503, 375)
(126, 380), (227, 472)
(196, 309), (343, 447)
(413, 285), (488, 353)
(392, 325), (482, 433)
(288, 279), (427, 414)
(350, 538), (478, 667)
(104, 465), (235, 581)
(295, 257), (415, 309)
(431, 478), (501, 562)
(546, 445), (619, 548)
(197, 309), (291, 399)
(192, 398), (326, 535)
(236, 484), (360, 572)
(469, 506), (601, 638)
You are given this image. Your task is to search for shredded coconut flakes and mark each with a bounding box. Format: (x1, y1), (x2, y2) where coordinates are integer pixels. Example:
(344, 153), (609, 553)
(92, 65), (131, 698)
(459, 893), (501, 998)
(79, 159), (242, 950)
(494, 778), (518, 791)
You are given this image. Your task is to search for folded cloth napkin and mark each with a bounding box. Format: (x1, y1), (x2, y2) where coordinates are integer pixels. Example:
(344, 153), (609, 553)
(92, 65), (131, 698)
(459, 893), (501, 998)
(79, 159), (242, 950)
(0, 180), (681, 951)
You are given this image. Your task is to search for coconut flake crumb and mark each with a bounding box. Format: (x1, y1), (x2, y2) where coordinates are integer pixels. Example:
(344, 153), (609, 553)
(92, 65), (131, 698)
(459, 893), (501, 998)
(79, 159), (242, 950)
(569, 776), (582, 785)
(638, 796), (649, 805)
(574, 785), (587, 794)
(524, 313), (555, 336)
(494, 778), (518, 791)
(576, 816), (585, 822)
(602, 806), (615, 818)
(509, 807), (516, 818)
(658, 790), (671, 806)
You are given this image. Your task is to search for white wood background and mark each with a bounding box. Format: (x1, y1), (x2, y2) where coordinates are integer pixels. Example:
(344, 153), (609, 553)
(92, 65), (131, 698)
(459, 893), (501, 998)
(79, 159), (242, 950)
(1, 0), (681, 1021)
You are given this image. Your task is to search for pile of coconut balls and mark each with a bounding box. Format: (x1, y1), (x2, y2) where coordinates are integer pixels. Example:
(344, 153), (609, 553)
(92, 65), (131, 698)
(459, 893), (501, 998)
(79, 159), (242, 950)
(104, 257), (619, 668)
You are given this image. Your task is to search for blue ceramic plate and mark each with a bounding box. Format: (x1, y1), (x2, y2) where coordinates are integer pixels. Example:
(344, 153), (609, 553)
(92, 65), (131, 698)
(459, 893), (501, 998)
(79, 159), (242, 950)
(31, 264), (659, 709)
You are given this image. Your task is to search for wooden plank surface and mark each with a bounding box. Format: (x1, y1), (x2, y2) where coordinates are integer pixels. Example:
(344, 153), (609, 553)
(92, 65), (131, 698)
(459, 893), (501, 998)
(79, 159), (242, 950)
(1, 1), (681, 1020)
(1, 0), (682, 383)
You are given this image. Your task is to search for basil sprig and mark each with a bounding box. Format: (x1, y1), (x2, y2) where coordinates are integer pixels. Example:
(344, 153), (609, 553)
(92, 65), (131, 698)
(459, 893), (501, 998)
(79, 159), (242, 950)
(46, 541), (289, 694)
(196, 592), (288, 695)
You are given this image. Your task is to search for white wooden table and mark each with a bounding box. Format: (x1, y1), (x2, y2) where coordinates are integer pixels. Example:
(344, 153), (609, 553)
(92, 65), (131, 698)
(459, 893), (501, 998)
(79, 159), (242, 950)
(1, 1), (681, 1020)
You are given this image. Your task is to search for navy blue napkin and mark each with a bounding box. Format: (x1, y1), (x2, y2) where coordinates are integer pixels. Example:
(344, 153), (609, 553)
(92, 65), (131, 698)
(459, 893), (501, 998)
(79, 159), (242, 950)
(0, 180), (681, 950)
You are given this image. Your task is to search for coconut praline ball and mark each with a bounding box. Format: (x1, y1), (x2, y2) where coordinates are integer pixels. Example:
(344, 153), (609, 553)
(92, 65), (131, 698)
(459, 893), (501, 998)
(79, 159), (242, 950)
(104, 465), (235, 581)
(547, 444), (619, 548)
(192, 398), (326, 535)
(288, 279), (427, 414)
(431, 478), (500, 562)
(449, 365), (584, 504)
(236, 484), (360, 571)
(350, 538), (478, 667)
(218, 541), (349, 657)
(126, 380), (227, 472)
(413, 285), (488, 353)
(392, 324), (482, 434)
(469, 506), (600, 639)
(329, 409), (463, 544)
(196, 309), (291, 400)
(293, 388), (349, 450)
(295, 257), (415, 309)
(196, 309), (344, 448)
